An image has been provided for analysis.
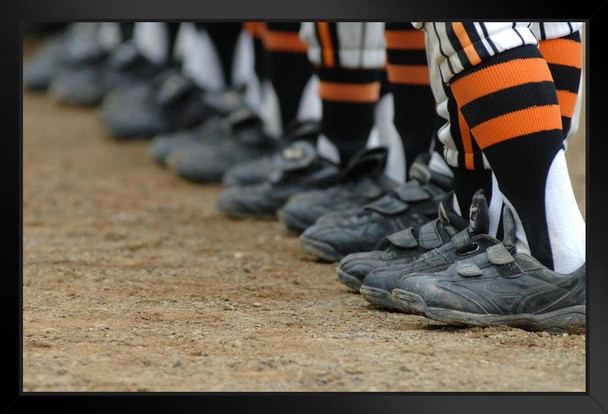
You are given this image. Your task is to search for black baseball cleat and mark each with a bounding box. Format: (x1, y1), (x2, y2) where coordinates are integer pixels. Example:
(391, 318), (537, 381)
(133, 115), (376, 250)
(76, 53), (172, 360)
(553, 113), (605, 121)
(299, 156), (453, 263)
(359, 190), (509, 311)
(48, 37), (110, 107)
(278, 147), (398, 234)
(148, 116), (228, 165)
(147, 91), (263, 165)
(221, 120), (320, 187)
(216, 140), (341, 219)
(336, 191), (469, 293)
(23, 35), (68, 91)
(392, 209), (585, 333)
(101, 71), (221, 138)
(166, 109), (279, 183)
(24, 23), (99, 92)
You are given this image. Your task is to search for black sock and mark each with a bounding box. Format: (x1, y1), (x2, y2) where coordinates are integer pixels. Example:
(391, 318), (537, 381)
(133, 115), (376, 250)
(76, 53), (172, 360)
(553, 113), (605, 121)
(196, 22), (243, 88)
(317, 67), (382, 165)
(263, 23), (314, 129)
(385, 23), (435, 177)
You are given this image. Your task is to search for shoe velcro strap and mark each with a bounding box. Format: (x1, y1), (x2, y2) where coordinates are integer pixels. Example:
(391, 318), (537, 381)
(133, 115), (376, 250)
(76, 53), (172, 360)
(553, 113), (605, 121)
(364, 195), (409, 215)
(109, 42), (144, 70)
(393, 181), (431, 203)
(486, 244), (515, 265)
(457, 259), (483, 277)
(204, 91), (248, 117)
(225, 107), (261, 129)
(387, 227), (418, 248)
(451, 230), (472, 250)
(418, 219), (444, 249)
(156, 74), (196, 107)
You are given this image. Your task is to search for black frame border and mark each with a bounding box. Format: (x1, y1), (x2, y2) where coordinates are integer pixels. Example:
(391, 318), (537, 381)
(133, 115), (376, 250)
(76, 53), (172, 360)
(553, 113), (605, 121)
(4, 0), (608, 412)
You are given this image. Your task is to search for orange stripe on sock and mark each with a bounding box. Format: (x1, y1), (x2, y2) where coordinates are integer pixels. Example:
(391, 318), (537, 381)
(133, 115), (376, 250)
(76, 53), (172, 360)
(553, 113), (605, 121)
(318, 81), (381, 103)
(538, 38), (582, 68)
(556, 90), (578, 118)
(263, 30), (308, 53)
(451, 58), (553, 106)
(387, 64), (430, 85)
(384, 30), (425, 50)
(471, 105), (562, 149)
(243, 22), (265, 38)
(317, 22), (335, 67)
(452, 22), (481, 66)
(458, 109), (475, 170)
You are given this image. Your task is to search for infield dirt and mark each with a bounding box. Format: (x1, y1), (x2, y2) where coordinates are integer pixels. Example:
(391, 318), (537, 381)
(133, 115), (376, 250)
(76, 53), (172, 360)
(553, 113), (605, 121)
(23, 39), (587, 392)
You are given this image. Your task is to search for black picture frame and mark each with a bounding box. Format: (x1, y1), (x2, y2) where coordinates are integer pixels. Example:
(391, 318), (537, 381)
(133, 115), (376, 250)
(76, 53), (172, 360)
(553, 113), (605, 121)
(4, 0), (607, 412)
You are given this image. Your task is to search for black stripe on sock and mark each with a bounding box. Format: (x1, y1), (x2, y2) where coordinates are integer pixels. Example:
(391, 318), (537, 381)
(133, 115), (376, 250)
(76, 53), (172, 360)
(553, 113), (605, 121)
(460, 81), (559, 128)
(386, 49), (428, 66)
(385, 22), (417, 31)
(546, 64), (582, 93)
(317, 67), (382, 84)
(265, 22), (301, 33)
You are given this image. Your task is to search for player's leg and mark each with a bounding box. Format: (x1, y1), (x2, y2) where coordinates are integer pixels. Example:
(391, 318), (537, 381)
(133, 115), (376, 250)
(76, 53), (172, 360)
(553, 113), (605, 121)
(217, 22), (392, 222)
(392, 22), (585, 332)
(384, 23), (436, 178)
(535, 24), (583, 140)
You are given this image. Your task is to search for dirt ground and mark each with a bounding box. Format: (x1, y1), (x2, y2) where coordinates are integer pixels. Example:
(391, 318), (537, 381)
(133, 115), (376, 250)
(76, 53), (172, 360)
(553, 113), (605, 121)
(22, 39), (587, 392)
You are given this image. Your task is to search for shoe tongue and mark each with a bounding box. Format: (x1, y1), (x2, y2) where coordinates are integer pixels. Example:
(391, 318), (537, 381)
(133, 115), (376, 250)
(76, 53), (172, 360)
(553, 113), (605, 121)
(468, 189), (489, 236)
(438, 192), (469, 231)
(409, 154), (453, 191)
(340, 147), (388, 180)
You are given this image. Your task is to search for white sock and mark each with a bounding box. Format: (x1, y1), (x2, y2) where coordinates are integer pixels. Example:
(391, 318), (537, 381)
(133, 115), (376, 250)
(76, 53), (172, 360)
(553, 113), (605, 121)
(98, 23), (122, 52)
(134, 23), (169, 65)
(544, 150), (586, 273)
(257, 81), (282, 138)
(182, 28), (225, 92)
(487, 173), (504, 238)
(428, 151), (453, 177)
(316, 135), (340, 164)
(371, 93), (406, 183)
(295, 76), (322, 122)
(173, 23), (197, 65)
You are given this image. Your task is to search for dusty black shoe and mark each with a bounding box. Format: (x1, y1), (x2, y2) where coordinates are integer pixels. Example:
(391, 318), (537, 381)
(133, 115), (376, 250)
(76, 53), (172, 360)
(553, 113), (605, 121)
(148, 91), (263, 165)
(221, 120), (320, 187)
(23, 35), (68, 91)
(48, 41), (110, 107)
(278, 147), (398, 234)
(217, 140), (341, 219)
(392, 209), (585, 333)
(101, 71), (221, 138)
(147, 116), (228, 165)
(166, 109), (279, 183)
(299, 156), (453, 262)
(359, 190), (507, 310)
(336, 190), (469, 293)
(25, 23), (101, 92)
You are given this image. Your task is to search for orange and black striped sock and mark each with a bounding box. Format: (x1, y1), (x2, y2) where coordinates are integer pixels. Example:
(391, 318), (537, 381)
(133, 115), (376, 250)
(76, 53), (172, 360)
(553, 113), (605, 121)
(385, 23), (435, 175)
(318, 67), (382, 165)
(450, 45), (564, 269)
(243, 22), (267, 83)
(539, 31), (582, 139)
(263, 23), (313, 128)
